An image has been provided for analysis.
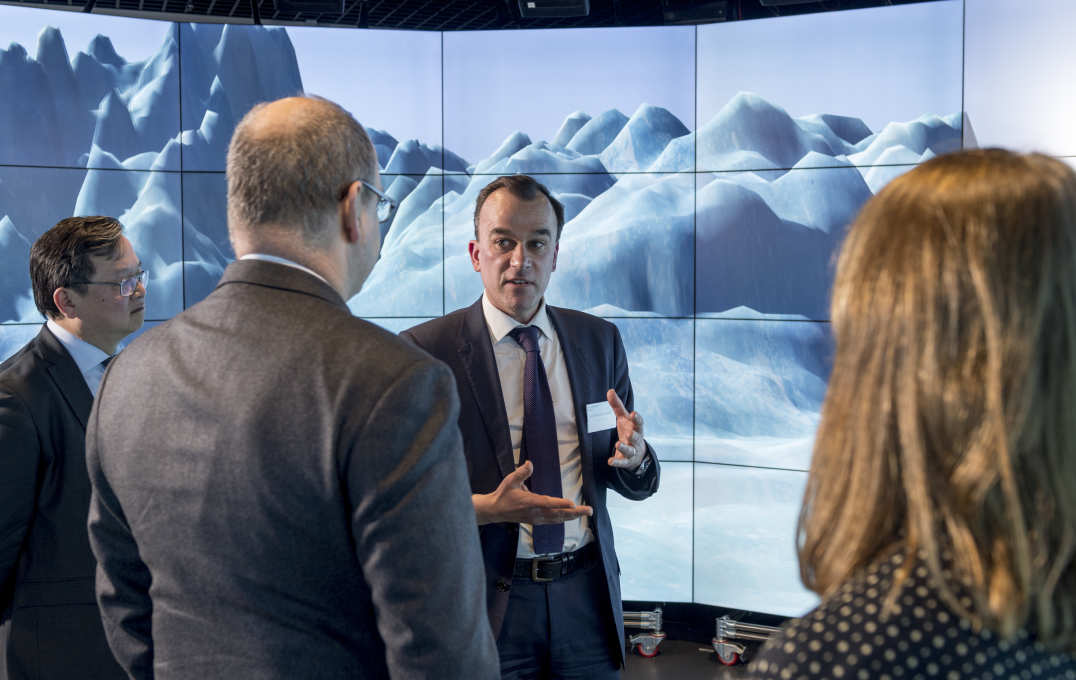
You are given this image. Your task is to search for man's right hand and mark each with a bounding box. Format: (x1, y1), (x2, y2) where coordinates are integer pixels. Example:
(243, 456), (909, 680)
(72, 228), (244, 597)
(473, 461), (593, 526)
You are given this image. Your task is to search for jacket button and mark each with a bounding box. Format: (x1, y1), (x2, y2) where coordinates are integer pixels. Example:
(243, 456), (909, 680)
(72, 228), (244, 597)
(495, 579), (511, 592)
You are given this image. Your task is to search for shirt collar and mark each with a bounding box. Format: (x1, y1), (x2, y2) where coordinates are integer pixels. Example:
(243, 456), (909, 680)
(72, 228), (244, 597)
(46, 319), (111, 373)
(240, 253), (332, 288)
(481, 292), (555, 345)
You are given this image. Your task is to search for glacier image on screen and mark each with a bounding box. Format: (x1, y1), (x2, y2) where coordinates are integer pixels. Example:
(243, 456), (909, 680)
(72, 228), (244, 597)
(0, 20), (179, 170)
(0, 19), (961, 615)
(355, 94), (960, 318)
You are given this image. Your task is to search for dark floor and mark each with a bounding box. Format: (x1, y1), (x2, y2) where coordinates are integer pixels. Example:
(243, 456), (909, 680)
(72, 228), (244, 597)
(624, 639), (750, 679)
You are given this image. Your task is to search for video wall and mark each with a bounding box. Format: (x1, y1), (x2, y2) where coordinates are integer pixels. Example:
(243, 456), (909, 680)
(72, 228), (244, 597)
(1, 0), (1069, 616)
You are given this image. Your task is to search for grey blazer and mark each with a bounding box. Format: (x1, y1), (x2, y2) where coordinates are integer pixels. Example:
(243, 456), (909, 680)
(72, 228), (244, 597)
(85, 260), (498, 679)
(0, 326), (125, 680)
(402, 299), (660, 666)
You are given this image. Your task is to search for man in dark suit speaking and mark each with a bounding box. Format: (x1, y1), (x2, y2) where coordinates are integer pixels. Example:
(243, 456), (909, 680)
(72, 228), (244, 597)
(84, 96), (498, 679)
(0, 216), (144, 680)
(403, 174), (660, 679)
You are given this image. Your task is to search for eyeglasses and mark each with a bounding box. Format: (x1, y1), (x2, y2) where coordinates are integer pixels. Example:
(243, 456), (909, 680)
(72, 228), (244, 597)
(71, 269), (148, 297)
(342, 179), (397, 223)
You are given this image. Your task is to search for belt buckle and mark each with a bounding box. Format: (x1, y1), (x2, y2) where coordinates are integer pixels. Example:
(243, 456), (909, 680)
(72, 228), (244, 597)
(531, 557), (556, 583)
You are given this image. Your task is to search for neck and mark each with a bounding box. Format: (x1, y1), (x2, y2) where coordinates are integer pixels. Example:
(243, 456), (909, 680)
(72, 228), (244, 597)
(52, 317), (118, 354)
(237, 239), (349, 299)
(516, 300), (544, 325)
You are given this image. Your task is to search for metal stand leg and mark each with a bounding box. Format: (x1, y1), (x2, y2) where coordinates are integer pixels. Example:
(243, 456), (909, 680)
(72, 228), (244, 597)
(711, 615), (781, 666)
(623, 607), (667, 658)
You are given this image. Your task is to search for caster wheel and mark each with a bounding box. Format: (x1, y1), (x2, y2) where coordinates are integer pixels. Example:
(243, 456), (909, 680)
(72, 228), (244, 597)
(636, 643), (659, 658)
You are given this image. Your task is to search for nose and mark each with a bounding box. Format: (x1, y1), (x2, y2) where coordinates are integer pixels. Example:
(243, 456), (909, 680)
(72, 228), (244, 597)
(510, 243), (531, 269)
(132, 279), (147, 299)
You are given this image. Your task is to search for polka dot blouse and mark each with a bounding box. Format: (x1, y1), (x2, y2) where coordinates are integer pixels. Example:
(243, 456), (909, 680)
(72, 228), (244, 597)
(745, 550), (1076, 679)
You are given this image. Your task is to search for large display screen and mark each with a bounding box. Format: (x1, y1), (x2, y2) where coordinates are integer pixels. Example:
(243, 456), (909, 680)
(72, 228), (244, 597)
(964, 0), (1076, 155)
(2, 0), (1058, 617)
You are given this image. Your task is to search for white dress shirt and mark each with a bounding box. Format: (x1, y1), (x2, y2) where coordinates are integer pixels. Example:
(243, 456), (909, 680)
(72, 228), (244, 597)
(240, 253), (333, 288)
(482, 293), (594, 557)
(46, 319), (112, 397)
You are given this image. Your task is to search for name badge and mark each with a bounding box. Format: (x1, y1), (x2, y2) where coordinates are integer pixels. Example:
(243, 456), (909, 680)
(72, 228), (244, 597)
(585, 400), (617, 434)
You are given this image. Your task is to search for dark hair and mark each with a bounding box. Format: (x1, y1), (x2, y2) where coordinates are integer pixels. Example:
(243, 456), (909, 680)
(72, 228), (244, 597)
(801, 149), (1076, 650)
(227, 95), (378, 244)
(30, 216), (124, 319)
(473, 174), (565, 240)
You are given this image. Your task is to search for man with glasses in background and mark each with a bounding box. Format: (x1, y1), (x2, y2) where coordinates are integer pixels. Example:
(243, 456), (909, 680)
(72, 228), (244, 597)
(0, 216), (145, 680)
(84, 96), (498, 679)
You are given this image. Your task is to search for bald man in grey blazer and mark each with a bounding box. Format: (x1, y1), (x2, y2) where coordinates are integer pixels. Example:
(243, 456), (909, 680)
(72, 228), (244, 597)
(84, 96), (498, 679)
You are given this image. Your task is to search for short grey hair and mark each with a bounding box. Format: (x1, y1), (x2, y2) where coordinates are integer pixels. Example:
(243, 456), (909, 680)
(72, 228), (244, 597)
(226, 95), (378, 244)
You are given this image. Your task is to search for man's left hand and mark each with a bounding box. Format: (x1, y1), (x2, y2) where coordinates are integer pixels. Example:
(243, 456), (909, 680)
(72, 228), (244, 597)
(606, 388), (646, 471)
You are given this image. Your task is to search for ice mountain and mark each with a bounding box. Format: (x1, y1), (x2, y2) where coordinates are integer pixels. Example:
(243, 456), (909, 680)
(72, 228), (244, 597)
(352, 91), (959, 319)
(179, 23), (303, 170)
(599, 104), (690, 171)
(0, 25), (180, 170)
(0, 23), (187, 321)
(0, 20), (962, 330)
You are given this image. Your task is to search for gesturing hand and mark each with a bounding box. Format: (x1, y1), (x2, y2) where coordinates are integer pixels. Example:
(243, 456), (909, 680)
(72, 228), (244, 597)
(473, 461), (593, 526)
(606, 388), (646, 471)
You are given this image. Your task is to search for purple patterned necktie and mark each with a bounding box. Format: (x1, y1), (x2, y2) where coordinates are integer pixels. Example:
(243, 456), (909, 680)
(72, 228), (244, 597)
(509, 325), (564, 555)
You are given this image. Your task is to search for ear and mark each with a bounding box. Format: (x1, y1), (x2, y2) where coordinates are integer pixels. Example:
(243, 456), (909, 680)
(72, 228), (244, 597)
(551, 242), (559, 272)
(468, 240), (481, 272)
(339, 180), (362, 245)
(52, 287), (77, 320)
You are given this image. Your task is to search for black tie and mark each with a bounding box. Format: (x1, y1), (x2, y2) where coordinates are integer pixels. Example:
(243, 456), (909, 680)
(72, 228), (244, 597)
(509, 325), (564, 555)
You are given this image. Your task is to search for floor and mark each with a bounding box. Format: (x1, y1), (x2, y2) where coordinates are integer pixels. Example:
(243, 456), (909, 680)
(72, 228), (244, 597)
(623, 639), (750, 679)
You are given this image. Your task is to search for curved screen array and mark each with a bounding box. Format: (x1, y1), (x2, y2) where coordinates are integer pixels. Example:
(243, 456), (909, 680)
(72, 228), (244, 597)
(1, 0), (1069, 616)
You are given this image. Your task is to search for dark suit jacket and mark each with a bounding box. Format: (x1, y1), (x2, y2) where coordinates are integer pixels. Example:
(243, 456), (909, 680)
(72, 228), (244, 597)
(402, 299), (660, 665)
(0, 326), (125, 680)
(85, 260), (499, 679)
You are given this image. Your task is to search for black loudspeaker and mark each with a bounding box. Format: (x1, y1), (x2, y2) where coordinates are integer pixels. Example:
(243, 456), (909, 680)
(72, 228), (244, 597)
(662, 0), (728, 24)
(271, 0), (345, 16)
(516, 0), (590, 18)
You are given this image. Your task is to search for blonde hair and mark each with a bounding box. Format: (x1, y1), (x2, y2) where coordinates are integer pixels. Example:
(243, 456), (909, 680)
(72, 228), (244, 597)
(799, 149), (1076, 650)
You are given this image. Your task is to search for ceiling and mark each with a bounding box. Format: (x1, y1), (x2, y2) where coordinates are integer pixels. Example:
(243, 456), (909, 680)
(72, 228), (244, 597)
(2, 0), (942, 30)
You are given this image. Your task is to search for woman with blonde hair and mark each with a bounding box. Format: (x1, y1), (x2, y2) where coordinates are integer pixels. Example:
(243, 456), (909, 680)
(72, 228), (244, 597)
(748, 149), (1076, 679)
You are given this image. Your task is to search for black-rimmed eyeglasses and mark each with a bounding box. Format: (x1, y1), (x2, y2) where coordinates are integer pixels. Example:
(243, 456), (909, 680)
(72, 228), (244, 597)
(71, 269), (148, 297)
(342, 179), (396, 223)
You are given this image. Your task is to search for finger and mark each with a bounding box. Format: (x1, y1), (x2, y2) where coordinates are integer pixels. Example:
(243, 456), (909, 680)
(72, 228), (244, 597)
(632, 412), (644, 429)
(533, 505), (594, 524)
(617, 442), (637, 459)
(629, 431), (644, 448)
(556, 505), (593, 519)
(606, 389), (629, 418)
(505, 460), (533, 487)
(537, 507), (592, 521)
(608, 452), (636, 468)
(527, 492), (577, 509)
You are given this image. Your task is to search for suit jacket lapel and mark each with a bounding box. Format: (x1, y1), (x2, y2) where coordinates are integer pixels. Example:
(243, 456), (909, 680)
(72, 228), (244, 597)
(36, 326), (94, 430)
(457, 300), (516, 479)
(547, 306), (599, 499)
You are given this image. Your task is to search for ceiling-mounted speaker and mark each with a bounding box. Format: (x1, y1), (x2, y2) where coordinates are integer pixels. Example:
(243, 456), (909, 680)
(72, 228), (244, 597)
(662, 0), (728, 24)
(271, 0), (346, 16)
(516, 0), (590, 18)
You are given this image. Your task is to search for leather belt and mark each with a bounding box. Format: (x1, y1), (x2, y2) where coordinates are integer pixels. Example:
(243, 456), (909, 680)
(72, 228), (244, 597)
(513, 542), (600, 583)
